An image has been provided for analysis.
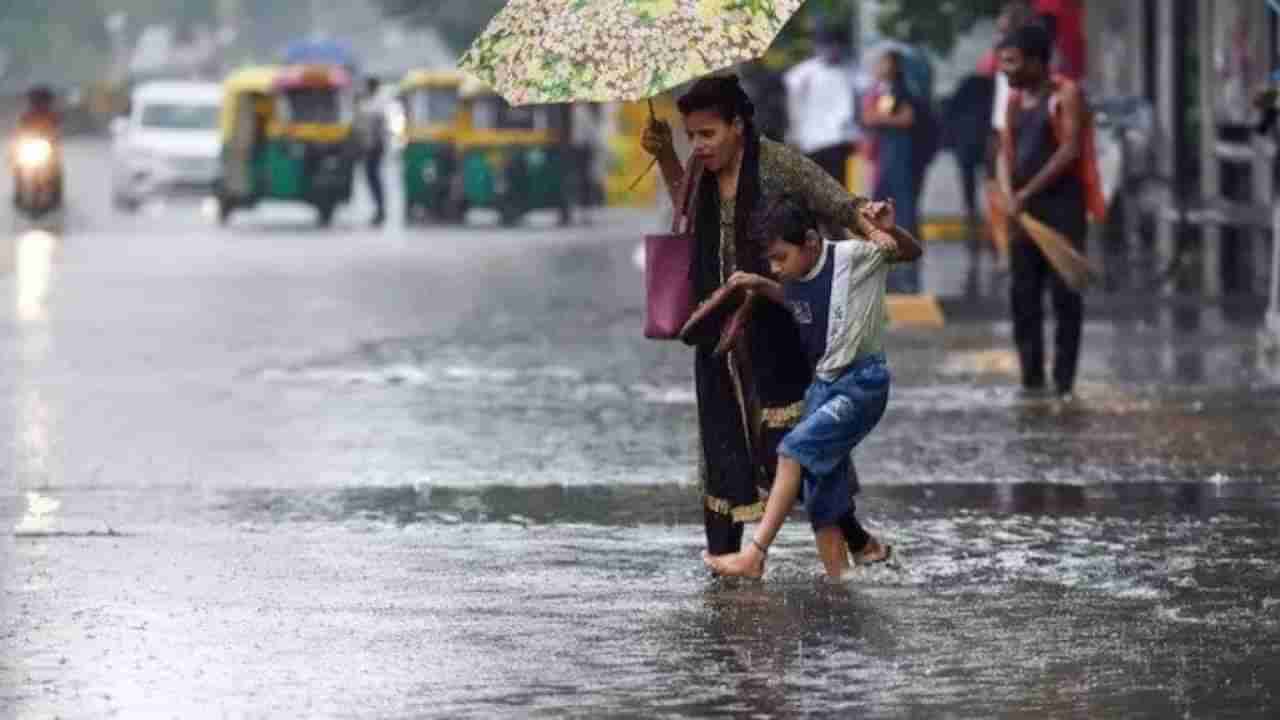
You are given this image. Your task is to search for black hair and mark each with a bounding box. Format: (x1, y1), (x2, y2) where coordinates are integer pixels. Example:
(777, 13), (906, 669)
(998, 22), (1052, 66)
(682, 74), (769, 277)
(677, 74), (755, 126)
(751, 195), (818, 249)
(884, 49), (913, 104)
(27, 86), (54, 109)
(815, 23), (850, 48)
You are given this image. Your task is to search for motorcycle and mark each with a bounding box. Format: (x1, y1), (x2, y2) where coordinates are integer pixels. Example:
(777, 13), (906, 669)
(10, 132), (63, 220)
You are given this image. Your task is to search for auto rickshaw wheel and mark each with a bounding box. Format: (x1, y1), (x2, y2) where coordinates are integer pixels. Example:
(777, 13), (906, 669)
(316, 202), (335, 228)
(499, 202), (523, 228)
(216, 197), (233, 226)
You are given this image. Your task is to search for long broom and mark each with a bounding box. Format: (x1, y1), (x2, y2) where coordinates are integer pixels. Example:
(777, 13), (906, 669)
(1017, 212), (1099, 292)
(985, 182), (1011, 267)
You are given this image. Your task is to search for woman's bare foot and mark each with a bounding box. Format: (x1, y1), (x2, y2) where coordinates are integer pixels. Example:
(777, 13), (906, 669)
(702, 545), (766, 579)
(851, 537), (892, 566)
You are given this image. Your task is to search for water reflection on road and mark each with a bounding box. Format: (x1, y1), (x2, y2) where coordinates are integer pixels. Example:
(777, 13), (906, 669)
(13, 230), (60, 534)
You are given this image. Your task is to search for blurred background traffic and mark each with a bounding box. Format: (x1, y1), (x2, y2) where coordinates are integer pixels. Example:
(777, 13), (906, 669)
(3, 0), (1278, 308)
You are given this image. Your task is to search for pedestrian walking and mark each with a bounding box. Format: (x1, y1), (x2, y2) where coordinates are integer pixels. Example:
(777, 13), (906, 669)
(702, 195), (920, 579)
(357, 77), (388, 227)
(783, 23), (862, 187)
(997, 23), (1102, 398)
(641, 75), (891, 568)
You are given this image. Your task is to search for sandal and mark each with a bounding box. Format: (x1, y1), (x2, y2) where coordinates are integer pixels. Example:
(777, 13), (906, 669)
(853, 542), (893, 567)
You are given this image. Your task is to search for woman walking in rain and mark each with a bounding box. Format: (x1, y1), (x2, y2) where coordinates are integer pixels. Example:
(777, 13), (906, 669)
(641, 75), (897, 574)
(863, 49), (924, 293)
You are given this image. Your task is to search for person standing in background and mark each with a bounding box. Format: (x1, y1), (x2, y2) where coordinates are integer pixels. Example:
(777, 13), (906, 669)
(998, 24), (1092, 399)
(357, 77), (388, 227)
(985, 1), (1039, 268)
(783, 23), (863, 188)
(862, 49), (923, 293)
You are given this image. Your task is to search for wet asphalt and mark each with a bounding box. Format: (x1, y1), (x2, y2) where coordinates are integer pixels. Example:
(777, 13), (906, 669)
(1, 140), (1278, 718)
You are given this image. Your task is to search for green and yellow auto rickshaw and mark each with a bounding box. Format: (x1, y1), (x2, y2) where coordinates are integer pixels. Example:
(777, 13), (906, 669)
(216, 65), (357, 227)
(396, 70), (464, 224)
(454, 77), (570, 226)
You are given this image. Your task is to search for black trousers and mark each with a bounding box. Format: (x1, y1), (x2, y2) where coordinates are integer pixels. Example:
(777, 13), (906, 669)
(365, 147), (385, 216)
(1010, 231), (1084, 393)
(806, 143), (853, 187)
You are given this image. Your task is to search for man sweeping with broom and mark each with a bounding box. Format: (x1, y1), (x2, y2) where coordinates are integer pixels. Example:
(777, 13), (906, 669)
(997, 23), (1104, 399)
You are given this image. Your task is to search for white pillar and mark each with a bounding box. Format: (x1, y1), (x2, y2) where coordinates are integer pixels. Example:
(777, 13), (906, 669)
(1269, 203), (1280, 338)
(849, 0), (862, 61)
(1198, 0), (1221, 297)
(1154, 0), (1181, 297)
(1255, 1), (1278, 298)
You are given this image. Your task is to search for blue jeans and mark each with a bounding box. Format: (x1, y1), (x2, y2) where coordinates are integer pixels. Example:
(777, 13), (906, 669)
(777, 354), (891, 529)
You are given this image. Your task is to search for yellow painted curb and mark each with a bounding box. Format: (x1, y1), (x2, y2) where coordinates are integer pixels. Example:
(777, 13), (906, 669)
(921, 217), (970, 242)
(887, 293), (946, 328)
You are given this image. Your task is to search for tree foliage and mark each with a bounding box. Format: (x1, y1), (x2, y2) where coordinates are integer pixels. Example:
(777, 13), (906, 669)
(372, 0), (508, 53)
(0, 2), (111, 87)
(1, 1), (225, 87)
(873, 0), (1006, 56)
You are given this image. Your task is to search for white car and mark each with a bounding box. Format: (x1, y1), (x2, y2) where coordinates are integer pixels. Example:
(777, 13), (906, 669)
(111, 81), (222, 211)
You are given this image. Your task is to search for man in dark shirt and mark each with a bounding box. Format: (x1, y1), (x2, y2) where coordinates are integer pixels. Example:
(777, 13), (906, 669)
(997, 24), (1088, 398)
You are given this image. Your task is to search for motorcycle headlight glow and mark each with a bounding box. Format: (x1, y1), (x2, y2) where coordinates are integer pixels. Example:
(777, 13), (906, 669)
(16, 137), (53, 169)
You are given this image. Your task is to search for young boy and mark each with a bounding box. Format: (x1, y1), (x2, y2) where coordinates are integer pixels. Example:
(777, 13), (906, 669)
(703, 195), (921, 579)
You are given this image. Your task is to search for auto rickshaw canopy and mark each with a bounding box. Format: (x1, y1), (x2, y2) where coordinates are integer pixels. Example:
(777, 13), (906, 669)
(220, 65), (353, 145)
(399, 69), (464, 93)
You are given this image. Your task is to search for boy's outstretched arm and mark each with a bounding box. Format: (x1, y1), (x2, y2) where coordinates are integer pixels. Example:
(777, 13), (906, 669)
(861, 200), (923, 263)
(873, 225), (923, 263)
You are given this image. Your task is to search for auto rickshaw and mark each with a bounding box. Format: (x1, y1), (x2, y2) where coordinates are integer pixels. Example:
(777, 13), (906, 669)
(396, 70), (464, 224)
(454, 76), (570, 226)
(216, 65), (357, 227)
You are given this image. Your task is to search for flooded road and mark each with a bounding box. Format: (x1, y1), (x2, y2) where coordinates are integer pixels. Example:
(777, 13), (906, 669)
(2, 141), (1278, 717)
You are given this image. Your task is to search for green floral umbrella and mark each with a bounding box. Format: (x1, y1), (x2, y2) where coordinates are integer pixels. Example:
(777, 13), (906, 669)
(459, 0), (805, 106)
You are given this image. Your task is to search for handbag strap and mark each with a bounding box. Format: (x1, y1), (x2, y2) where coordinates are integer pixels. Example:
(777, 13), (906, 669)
(671, 156), (703, 234)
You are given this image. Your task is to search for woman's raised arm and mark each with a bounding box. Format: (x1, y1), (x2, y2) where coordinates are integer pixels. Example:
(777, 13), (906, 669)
(773, 140), (877, 239)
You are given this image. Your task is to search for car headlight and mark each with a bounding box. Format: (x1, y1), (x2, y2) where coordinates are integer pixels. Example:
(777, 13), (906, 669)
(15, 137), (53, 169)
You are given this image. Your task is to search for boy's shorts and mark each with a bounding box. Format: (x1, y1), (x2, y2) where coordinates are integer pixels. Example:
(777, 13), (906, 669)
(777, 353), (890, 530)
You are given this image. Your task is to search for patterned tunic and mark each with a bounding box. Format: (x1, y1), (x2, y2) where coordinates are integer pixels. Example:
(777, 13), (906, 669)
(697, 137), (869, 522)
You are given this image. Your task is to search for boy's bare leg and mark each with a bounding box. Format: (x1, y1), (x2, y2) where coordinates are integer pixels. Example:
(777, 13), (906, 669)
(702, 457), (805, 578)
(814, 526), (851, 579)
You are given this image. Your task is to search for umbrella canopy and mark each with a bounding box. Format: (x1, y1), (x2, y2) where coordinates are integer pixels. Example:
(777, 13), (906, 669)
(458, 0), (804, 106)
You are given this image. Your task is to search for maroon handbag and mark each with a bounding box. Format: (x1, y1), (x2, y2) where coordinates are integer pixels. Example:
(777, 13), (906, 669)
(644, 158), (703, 340)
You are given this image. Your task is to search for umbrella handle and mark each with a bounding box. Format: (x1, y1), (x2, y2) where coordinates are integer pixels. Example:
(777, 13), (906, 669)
(628, 157), (658, 193)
